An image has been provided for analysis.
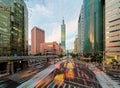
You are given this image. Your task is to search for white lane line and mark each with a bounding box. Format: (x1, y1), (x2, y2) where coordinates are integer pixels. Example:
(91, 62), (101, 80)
(63, 83), (66, 88)
(68, 84), (71, 88)
(58, 82), (64, 88)
(47, 80), (55, 88)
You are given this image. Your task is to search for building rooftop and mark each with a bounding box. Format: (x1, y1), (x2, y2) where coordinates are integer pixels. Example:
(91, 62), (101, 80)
(31, 26), (44, 32)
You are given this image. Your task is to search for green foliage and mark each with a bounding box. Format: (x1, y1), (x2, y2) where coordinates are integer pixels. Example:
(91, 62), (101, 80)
(91, 54), (103, 63)
(111, 59), (119, 66)
(34, 53), (42, 56)
(70, 53), (78, 58)
(58, 54), (63, 58)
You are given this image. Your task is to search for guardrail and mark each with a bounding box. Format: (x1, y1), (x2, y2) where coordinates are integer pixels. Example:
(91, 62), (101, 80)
(0, 55), (58, 62)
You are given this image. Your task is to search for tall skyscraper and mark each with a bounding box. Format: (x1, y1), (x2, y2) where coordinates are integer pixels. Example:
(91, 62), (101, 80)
(78, 5), (84, 56)
(83, 0), (104, 55)
(105, 0), (120, 63)
(61, 18), (66, 53)
(73, 37), (78, 54)
(31, 26), (45, 55)
(0, 0), (28, 56)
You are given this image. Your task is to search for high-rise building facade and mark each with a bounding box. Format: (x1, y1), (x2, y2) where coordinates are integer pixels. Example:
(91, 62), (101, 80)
(78, 5), (84, 55)
(61, 19), (66, 53)
(0, 0), (28, 56)
(73, 37), (78, 54)
(83, 0), (104, 55)
(40, 42), (62, 55)
(31, 26), (45, 55)
(105, 0), (120, 63)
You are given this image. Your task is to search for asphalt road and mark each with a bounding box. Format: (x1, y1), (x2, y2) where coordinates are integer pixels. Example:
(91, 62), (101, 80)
(35, 58), (102, 88)
(0, 79), (19, 88)
(0, 62), (50, 88)
(0, 58), (102, 88)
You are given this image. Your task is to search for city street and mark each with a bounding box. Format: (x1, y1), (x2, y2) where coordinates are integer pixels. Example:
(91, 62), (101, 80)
(0, 0), (120, 88)
(0, 61), (50, 88)
(17, 57), (102, 88)
(34, 59), (101, 88)
(0, 79), (19, 88)
(0, 57), (120, 88)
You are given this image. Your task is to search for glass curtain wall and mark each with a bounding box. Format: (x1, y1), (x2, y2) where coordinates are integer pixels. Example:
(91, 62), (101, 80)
(0, 0), (28, 56)
(83, 0), (104, 55)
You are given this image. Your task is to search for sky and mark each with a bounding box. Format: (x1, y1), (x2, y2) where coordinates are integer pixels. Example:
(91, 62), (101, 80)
(25, 0), (83, 50)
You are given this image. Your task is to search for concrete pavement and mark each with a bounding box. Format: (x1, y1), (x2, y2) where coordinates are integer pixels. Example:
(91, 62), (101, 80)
(0, 62), (50, 88)
(88, 64), (120, 88)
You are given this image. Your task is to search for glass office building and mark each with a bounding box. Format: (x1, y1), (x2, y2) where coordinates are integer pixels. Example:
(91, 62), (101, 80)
(0, 0), (28, 56)
(78, 5), (84, 55)
(83, 0), (104, 55)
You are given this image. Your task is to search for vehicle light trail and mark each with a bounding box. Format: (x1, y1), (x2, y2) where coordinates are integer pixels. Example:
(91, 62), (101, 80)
(17, 59), (102, 88)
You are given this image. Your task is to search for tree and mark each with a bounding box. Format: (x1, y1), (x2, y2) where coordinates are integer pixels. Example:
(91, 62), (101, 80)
(91, 54), (103, 63)
(58, 54), (63, 58)
(34, 53), (42, 56)
(70, 53), (78, 58)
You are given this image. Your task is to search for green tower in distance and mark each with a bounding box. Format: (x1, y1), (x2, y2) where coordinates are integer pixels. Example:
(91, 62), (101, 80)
(61, 18), (66, 54)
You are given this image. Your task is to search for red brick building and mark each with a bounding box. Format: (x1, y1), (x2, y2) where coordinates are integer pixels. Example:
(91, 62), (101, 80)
(31, 26), (45, 55)
(40, 42), (62, 55)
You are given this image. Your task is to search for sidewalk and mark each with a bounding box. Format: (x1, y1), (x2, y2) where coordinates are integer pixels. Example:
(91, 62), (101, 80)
(2, 67), (34, 80)
(17, 61), (63, 88)
(0, 63), (49, 82)
(88, 64), (120, 88)
(0, 73), (9, 80)
(9, 64), (50, 82)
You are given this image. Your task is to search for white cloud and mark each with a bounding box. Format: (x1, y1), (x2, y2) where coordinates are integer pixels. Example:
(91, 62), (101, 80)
(28, 4), (53, 45)
(26, 0), (81, 49)
(46, 26), (61, 43)
(29, 4), (53, 18)
(34, 4), (53, 17)
(66, 18), (78, 49)
(45, 18), (78, 49)
(66, 18), (78, 38)
(66, 37), (75, 49)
